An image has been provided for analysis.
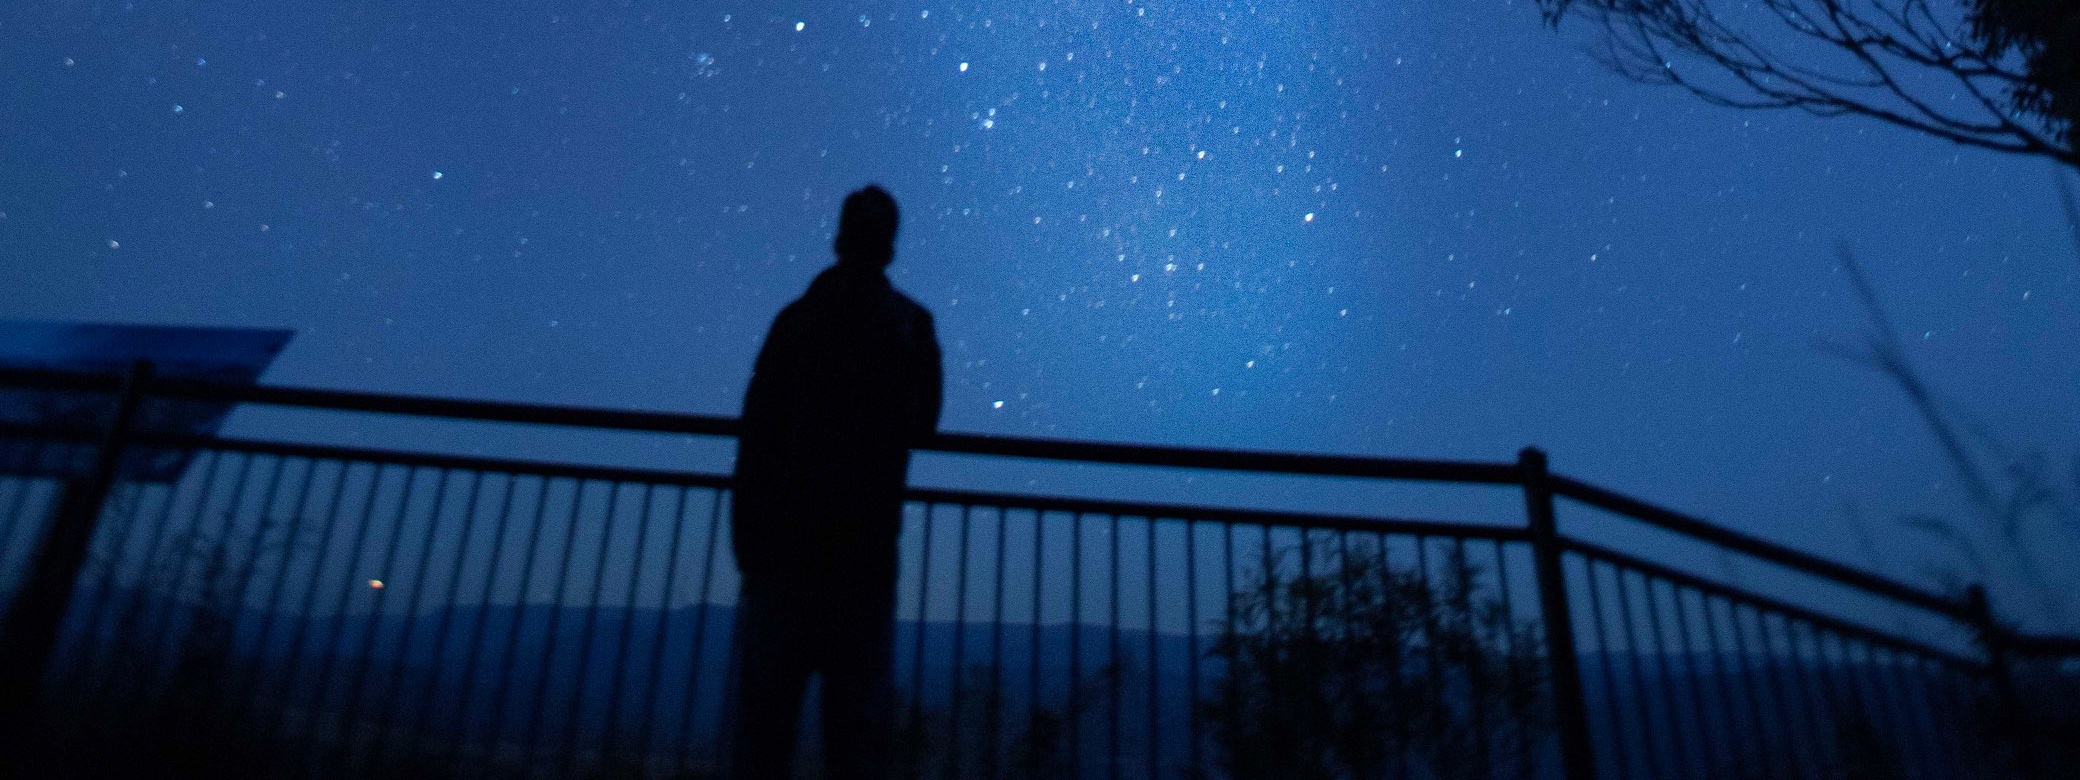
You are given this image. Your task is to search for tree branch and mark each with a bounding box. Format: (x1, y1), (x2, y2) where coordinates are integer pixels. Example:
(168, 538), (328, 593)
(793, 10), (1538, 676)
(1541, 0), (2077, 168)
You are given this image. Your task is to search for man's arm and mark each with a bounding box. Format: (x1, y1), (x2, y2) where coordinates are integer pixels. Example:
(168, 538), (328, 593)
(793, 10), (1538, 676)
(915, 309), (943, 442)
(732, 307), (798, 575)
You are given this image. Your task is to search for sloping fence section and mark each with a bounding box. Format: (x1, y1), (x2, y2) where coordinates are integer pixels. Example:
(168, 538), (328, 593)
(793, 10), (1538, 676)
(0, 362), (2073, 779)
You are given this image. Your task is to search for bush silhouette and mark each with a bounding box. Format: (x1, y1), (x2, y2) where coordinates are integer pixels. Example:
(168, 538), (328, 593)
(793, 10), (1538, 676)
(1202, 537), (1549, 780)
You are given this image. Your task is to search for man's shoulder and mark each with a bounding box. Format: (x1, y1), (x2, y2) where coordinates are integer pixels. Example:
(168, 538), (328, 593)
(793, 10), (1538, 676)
(888, 287), (933, 325)
(766, 297), (811, 336)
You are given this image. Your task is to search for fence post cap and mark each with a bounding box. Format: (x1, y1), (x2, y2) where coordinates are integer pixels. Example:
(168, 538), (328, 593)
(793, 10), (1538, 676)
(1517, 447), (1547, 469)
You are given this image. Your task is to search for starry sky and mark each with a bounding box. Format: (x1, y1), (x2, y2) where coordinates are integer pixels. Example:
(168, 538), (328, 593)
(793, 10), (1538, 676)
(2, 0), (2075, 623)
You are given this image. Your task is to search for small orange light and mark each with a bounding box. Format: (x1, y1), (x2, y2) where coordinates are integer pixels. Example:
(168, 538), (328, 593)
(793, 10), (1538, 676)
(368, 579), (384, 589)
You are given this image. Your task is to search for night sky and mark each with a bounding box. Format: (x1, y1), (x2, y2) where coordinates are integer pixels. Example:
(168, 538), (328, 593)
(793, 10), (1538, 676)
(3, 1), (2075, 624)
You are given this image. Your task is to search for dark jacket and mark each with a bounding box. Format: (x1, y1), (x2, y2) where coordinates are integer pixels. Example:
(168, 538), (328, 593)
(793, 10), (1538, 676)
(730, 263), (943, 586)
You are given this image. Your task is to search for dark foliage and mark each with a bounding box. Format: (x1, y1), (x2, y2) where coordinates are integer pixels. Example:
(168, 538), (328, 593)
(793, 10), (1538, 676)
(1973, 0), (2080, 143)
(1202, 539), (1549, 780)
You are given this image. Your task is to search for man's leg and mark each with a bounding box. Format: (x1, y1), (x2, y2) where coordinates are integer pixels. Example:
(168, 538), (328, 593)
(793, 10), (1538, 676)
(731, 581), (814, 780)
(818, 575), (898, 780)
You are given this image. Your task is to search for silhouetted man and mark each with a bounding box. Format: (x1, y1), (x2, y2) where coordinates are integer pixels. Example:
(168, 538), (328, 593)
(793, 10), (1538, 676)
(729, 185), (942, 779)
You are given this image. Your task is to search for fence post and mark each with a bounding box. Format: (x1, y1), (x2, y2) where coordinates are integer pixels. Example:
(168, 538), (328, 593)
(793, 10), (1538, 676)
(0, 359), (152, 762)
(1964, 584), (2041, 780)
(1521, 447), (1594, 780)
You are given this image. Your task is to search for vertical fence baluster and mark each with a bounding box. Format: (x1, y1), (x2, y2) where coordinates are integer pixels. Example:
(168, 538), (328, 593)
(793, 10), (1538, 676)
(1666, 583), (1720, 780)
(1215, 522), (1243, 774)
(521, 477), (590, 773)
(1333, 528), (1360, 764)
(1691, 590), (1747, 780)
(1454, 536), (1493, 779)
(908, 502), (935, 776)
(1749, 604), (1810, 779)
(191, 451), (284, 719)
(1259, 523), (1277, 774)
(1905, 654), (1966, 778)
(1299, 526), (1315, 643)
(1029, 510), (1044, 779)
(188, 451), (291, 731)
(716, 569), (744, 777)
(1107, 512), (1120, 780)
(1583, 560), (1632, 780)
(334, 466), (437, 773)
(403, 469), (494, 763)
(1797, 624), (1847, 777)
(1490, 538), (1534, 776)
(137, 449), (252, 712)
(1877, 645), (1944, 779)
(1773, 614), (1830, 779)
(1813, 632), (1863, 777)
(1375, 532), (1409, 779)
(1069, 511), (1083, 780)
(1183, 518), (1200, 779)
(594, 486), (648, 773)
(260, 458), (355, 761)
(989, 506), (1006, 780)
(1719, 597), (1783, 780)
(486, 476), (555, 769)
(679, 488), (726, 774)
(1031, 509), (1048, 777)
(1144, 518), (1158, 780)
(1937, 656), (1993, 773)
(1611, 568), (1666, 780)
(373, 469), (479, 767)
(94, 448), (215, 715)
(301, 462), (395, 772)
(559, 481), (626, 778)
(294, 460), (385, 768)
(950, 503), (972, 778)
(599, 484), (658, 770)
(1863, 640), (1921, 777)
(226, 456), (322, 722)
(445, 472), (524, 771)
(1645, 578), (1698, 778)
(634, 485), (692, 774)
(1415, 535), (1453, 777)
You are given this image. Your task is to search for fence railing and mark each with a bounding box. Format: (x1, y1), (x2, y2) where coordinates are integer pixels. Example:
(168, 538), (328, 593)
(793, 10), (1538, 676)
(0, 363), (2072, 779)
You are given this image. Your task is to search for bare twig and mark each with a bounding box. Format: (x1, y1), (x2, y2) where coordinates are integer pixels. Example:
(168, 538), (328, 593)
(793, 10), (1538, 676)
(1825, 246), (2077, 626)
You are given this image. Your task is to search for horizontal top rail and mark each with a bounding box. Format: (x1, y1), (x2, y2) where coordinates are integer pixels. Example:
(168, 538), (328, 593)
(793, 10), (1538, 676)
(929, 431), (1522, 484)
(1561, 536), (1982, 670)
(0, 366), (1522, 483)
(1549, 474), (1969, 620)
(908, 485), (1532, 540)
(0, 420), (1524, 541)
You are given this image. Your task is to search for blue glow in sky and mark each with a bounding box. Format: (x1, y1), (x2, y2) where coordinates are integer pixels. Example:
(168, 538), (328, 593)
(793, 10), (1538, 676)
(2, 0), (2075, 621)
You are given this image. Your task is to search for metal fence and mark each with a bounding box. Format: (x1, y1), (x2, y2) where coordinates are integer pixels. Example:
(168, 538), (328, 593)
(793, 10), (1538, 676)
(0, 363), (2073, 779)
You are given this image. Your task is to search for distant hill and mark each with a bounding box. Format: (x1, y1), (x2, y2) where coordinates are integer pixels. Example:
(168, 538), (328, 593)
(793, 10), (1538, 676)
(48, 589), (1951, 779)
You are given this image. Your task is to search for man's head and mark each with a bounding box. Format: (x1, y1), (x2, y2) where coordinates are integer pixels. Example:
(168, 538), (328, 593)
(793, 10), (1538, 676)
(834, 185), (900, 268)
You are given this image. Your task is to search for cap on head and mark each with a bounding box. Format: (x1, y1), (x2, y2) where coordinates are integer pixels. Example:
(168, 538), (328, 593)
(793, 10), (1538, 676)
(834, 185), (900, 268)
